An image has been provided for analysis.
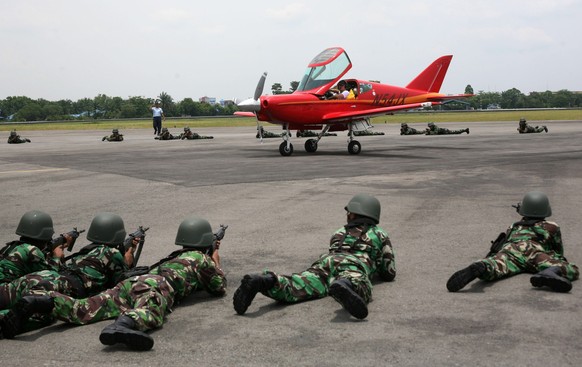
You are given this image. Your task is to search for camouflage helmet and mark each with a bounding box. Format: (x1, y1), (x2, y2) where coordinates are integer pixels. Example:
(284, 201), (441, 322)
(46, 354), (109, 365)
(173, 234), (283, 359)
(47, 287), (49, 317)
(401, 123), (408, 127)
(86, 212), (127, 245)
(112, 128), (119, 134)
(519, 191), (552, 218)
(428, 122), (435, 127)
(162, 127), (168, 132)
(519, 118), (526, 123)
(15, 210), (55, 241)
(175, 216), (214, 249)
(345, 194), (381, 224)
(184, 126), (191, 131)
(10, 130), (17, 137)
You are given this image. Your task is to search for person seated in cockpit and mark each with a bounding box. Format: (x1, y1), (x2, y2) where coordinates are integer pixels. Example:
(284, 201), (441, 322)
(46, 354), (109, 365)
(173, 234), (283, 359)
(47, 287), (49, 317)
(330, 80), (350, 100)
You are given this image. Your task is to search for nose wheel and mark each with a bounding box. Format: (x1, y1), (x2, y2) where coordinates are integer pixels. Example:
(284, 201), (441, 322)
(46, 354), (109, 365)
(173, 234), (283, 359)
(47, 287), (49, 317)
(279, 141), (294, 156)
(348, 140), (361, 155)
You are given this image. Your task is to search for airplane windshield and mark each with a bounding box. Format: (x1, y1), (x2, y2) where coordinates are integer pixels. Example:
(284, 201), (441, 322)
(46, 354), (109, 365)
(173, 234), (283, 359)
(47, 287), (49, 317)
(297, 50), (351, 92)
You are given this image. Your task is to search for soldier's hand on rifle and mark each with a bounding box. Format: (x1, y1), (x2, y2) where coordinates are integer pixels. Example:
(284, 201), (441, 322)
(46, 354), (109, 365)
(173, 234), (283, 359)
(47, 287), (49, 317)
(124, 243), (136, 267)
(214, 240), (221, 251)
(52, 244), (66, 258)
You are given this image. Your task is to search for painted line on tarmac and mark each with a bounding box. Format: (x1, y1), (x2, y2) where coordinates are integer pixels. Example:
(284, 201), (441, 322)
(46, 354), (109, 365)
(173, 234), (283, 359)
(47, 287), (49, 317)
(0, 168), (69, 174)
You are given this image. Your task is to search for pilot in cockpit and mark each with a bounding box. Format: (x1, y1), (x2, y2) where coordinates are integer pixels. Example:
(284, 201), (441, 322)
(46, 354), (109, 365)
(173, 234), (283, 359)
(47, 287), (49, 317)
(330, 80), (350, 100)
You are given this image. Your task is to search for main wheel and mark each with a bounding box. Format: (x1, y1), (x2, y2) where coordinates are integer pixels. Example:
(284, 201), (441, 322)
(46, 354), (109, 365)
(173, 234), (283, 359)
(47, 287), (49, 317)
(348, 140), (361, 155)
(279, 142), (294, 156)
(304, 139), (318, 153)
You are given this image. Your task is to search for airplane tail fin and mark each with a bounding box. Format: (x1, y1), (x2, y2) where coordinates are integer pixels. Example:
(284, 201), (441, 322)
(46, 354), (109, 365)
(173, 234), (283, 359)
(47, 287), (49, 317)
(406, 55), (453, 93)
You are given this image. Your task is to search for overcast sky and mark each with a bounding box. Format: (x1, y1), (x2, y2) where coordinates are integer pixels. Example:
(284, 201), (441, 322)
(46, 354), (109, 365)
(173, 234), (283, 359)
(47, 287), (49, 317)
(1, 0), (580, 102)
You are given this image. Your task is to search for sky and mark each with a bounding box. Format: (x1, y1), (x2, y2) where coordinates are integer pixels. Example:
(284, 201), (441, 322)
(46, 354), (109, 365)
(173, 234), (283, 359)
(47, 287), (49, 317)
(1, 0), (580, 102)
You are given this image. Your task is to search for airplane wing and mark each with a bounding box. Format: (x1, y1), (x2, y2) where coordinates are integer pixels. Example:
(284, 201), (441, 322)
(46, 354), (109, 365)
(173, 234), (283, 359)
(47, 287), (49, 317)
(321, 102), (439, 123)
(234, 111), (256, 117)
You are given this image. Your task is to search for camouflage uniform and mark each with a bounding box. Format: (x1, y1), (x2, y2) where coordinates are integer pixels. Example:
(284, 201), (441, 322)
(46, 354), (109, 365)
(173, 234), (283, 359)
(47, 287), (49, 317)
(0, 244), (129, 311)
(155, 128), (178, 140)
(179, 127), (213, 140)
(102, 129), (124, 142)
(259, 220), (394, 304)
(400, 123), (425, 135)
(0, 242), (61, 284)
(517, 119), (547, 134)
(26, 250), (225, 330)
(256, 127), (282, 138)
(296, 130), (337, 138)
(477, 219), (578, 281)
(353, 130), (385, 136)
(7, 131), (31, 144)
(425, 122), (469, 135)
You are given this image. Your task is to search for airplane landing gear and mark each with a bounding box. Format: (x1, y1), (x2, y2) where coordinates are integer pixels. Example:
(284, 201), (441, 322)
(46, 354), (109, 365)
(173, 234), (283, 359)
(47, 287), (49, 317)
(348, 140), (361, 155)
(305, 139), (318, 153)
(279, 142), (294, 156)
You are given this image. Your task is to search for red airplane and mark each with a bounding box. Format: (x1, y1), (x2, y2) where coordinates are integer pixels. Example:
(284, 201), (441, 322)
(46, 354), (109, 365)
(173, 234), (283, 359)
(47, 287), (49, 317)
(236, 47), (471, 156)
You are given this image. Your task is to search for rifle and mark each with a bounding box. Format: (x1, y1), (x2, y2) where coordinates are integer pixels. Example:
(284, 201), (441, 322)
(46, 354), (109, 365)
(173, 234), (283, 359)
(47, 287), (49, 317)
(512, 203), (521, 214)
(51, 228), (86, 252)
(207, 224), (228, 256)
(486, 231), (507, 257)
(123, 226), (149, 268)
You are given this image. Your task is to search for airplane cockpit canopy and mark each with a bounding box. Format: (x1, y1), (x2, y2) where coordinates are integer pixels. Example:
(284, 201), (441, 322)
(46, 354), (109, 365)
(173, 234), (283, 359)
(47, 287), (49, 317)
(296, 47), (352, 95)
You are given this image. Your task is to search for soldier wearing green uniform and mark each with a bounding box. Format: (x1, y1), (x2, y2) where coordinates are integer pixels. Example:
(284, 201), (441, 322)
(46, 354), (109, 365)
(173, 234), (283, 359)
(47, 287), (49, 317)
(155, 127), (179, 140)
(517, 118), (548, 133)
(296, 130), (337, 138)
(400, 123), (426, 135)
(2, 217), (226, 352)
(256, 126), (282, 138)
(0, 213), (133, 319)
(353, 130), (385, 136)
(0, 211), (65, 284)
(7, 130), (31, 144)
(425, 122), (469, 135)
(102, 129), (124, 142)
(179, 126), (214, 140)
(233, 194), (395, 320)
(447, 192), (579, 293)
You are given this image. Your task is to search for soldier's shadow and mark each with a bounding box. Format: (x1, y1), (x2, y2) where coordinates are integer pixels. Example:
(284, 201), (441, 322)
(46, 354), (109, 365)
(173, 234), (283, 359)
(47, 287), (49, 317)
(463, 280), (495, 293)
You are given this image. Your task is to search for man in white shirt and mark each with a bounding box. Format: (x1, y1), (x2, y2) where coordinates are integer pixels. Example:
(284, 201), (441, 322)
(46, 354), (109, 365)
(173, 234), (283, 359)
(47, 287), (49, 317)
(151, 101), (165, 136)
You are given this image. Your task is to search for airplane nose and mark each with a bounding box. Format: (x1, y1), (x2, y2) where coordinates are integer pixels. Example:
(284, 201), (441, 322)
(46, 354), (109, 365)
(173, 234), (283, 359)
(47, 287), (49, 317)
(237, 98), (261, 112)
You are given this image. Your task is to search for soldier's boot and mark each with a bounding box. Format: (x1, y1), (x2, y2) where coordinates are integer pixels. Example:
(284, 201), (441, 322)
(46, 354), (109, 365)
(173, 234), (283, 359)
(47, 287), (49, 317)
(25, 139), (31, 142)
(2, 295), (54, 339)
(530, 267), (572, 293)
(99, 315), (154, 351)
(102, 136), (107, 141)
(328, 278), (368, 320)
(543, 126), (548, 133)
(465, 128), (470, 134)
(233, 274), (276, 315)
(446, 262), (487, 292)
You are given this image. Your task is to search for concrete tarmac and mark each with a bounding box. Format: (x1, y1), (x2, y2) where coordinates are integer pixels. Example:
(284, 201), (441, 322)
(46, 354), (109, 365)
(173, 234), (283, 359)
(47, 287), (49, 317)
(1, 121), (581, 366)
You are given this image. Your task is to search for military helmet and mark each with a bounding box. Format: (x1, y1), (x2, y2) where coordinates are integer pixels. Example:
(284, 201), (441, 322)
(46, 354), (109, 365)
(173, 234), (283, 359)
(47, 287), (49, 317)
(15, 210), (55, 241)
(184, 126), (190, 131)
(175, 216), (214, 249)
(162, 127), (168, 132)
(345, 194), (381, 224)
(518, 191), (552, 218)
(401, 123), (408, 127)
(112, 128), (119, 134)
(519, 118), (526, 123)
(428, 122), (435, 127)
(86, 212), (127, 245)
(10, 130), (17, 137)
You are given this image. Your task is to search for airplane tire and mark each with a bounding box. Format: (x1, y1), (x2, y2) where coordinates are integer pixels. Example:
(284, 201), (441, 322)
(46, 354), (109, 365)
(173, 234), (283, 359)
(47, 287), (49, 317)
(348, 140), (361, 155)
(304, 139), (318, 153)
(279, 142), (294, 156)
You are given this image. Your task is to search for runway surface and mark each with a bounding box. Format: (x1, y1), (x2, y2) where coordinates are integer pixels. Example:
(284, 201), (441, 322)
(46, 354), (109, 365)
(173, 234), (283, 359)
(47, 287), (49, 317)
(1, 120), (581, 366)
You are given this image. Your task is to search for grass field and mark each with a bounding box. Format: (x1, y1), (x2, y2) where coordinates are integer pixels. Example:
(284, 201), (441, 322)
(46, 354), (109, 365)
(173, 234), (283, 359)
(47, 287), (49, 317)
(1, 109), (580, 131)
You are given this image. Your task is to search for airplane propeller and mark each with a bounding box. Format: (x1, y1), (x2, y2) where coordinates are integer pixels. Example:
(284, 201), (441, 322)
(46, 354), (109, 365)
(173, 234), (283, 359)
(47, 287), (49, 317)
(237, 72), (267, 113)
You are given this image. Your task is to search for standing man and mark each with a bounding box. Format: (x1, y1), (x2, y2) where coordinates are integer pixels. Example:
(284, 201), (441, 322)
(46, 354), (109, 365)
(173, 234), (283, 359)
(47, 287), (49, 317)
(446, 192), (578, 293)
(151, 100), (165, 136)
(233, 194), (395, 320)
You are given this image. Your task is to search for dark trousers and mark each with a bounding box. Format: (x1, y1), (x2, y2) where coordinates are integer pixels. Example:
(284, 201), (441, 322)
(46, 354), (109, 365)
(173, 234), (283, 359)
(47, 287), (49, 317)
(153, 117), (162, 135)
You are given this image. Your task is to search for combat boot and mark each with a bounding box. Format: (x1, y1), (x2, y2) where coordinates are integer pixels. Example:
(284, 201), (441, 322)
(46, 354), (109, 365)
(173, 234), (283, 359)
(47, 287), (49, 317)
(465, 128), (470, 134)
(99, 315), (154, 351)
(233, 274), (276, 315)
(543, 126), (548, 133)
(530, 267), (572, 293)
(328, 278), (368, 320)
(1, 295), (54, 339)
(446, 262), (487, 292)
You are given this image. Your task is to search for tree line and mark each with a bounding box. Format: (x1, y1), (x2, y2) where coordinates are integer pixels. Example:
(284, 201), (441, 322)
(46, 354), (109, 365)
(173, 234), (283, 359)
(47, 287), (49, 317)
(1, 85), (580, 122)
(0, 91), (238, 122)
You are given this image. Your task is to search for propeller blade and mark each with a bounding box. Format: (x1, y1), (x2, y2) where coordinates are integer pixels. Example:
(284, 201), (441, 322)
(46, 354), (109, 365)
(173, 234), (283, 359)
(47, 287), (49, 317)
(237, 98), (260, 112)
(254, 72), (268, 101)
